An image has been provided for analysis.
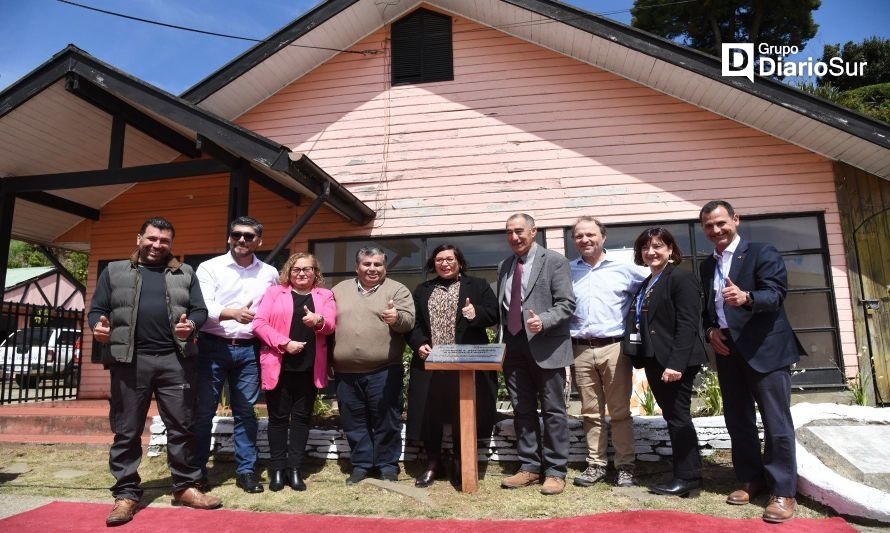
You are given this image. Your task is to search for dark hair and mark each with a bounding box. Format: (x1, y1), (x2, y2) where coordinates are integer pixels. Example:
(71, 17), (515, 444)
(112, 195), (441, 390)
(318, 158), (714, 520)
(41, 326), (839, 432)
(229, 216), (264, 237)
(699, 200), (735, 221)
(633, 227), (683, 266)
(507, 213), (536, 228)
(355, 246), (387, 264)
(572, 216), (607, 237)
(140, 217), (175, 238)
(279, 252), (325, 287)
(425, 244), (468, 273)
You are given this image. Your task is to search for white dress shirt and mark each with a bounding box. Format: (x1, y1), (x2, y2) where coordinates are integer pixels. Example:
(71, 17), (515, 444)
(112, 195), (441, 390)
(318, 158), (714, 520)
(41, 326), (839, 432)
(196, 252), (279, 339)
(713, 234), (742, 329)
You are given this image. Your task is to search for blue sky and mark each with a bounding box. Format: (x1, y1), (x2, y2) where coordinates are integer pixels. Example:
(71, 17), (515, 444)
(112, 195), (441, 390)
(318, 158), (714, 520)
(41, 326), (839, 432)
(1, 0), (887, 94)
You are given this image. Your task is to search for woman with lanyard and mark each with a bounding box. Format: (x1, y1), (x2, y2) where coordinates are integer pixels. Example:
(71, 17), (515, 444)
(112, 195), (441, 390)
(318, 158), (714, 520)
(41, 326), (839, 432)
(625, 227), (708, 498)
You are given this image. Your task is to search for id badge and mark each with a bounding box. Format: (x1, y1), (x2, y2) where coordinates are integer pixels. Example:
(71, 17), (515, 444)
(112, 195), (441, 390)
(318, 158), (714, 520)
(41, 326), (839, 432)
(628, 333), (641, 343)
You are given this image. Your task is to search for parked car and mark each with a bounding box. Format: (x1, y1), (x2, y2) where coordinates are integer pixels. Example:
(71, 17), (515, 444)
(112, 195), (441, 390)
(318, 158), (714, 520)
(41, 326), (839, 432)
(0, 327), (82, 388)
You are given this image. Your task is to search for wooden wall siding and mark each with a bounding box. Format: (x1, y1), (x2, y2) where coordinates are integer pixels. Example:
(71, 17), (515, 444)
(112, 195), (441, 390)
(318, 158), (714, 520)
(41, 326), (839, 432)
(74, 174), (314, 398)
(232, 15), (855, 376)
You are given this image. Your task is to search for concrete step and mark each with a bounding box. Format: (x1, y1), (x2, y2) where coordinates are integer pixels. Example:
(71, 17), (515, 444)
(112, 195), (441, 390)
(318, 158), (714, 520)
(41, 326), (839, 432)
(0, 399), (156, 445)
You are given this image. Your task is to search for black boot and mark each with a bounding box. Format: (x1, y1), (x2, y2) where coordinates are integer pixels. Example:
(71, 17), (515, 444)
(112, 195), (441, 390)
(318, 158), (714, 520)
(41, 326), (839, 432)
(651, 478), (702, 498)
(287, 468), (307, 491)
(268, 469), (286, 492)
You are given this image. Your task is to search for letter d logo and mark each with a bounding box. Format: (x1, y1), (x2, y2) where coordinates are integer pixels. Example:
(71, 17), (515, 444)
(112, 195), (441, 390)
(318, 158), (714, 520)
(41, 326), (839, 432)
(722, 43), (754, 83)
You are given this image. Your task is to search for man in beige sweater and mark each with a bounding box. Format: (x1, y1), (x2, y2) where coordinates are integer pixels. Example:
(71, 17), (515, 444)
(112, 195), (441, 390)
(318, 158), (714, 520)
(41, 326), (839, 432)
(332, 246), (415, 484)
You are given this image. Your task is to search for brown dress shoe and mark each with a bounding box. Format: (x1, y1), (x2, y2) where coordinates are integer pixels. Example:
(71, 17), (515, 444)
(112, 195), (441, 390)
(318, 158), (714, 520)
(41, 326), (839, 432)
(106, 498), (139, 526)
(540, 476), (566, 495)
(172, 487), (223, 509)
(726, 481), (766, 505)
(501, 470), (541, 489)
(763, 496), (796, 523)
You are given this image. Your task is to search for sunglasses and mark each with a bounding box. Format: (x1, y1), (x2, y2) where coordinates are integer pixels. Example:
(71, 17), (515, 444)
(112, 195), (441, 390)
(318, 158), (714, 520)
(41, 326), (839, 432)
(229, 231), (257, 242)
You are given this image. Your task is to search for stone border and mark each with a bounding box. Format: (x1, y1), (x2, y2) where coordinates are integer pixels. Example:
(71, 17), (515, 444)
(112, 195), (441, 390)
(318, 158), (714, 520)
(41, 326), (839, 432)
(149, 414), (756, 462)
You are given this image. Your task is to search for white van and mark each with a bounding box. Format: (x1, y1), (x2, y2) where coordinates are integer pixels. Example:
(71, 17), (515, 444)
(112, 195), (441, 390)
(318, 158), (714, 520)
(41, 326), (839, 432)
(0, 327), (82, 388)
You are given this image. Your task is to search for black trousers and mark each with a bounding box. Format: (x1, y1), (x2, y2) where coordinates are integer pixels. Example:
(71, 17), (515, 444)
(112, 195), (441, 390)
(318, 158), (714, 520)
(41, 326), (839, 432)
(108, 352), (202, 500)
(503, 328), (569, 478)
(645, 362), (702, 480)
(265, 370), (317, 470)
(716, 336), (797, 496)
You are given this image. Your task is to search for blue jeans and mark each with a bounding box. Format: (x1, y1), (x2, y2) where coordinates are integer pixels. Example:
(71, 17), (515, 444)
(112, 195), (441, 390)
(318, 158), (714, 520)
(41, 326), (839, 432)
(336, 364), (404, 475)
(192, 336), (261, 476)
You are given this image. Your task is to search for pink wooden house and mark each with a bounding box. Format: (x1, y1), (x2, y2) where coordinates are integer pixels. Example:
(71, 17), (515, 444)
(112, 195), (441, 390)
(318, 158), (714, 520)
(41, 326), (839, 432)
(0, 0), (888, 401)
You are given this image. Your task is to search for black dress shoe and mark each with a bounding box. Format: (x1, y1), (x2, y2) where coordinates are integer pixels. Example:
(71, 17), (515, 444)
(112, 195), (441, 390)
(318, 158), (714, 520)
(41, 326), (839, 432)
(415, 468), (436, 488)
(346, 469), (369, 485)
(287, 468), (306, 491)
(651, 478), (702, 498)
(236, 472), (264, 493)
(379, 470), (399, 482)
(268, 469), (285, 492)
(450, 458), (462, 488)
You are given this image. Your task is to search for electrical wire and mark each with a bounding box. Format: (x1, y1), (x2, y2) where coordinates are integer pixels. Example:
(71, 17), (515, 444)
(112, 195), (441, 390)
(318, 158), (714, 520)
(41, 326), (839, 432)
(55, 0), (700, 56)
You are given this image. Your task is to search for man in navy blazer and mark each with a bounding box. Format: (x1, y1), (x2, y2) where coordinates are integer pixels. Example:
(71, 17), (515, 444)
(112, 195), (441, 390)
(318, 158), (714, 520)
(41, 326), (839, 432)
(699, 200), (805, 523)
(497, 213), (576, 495)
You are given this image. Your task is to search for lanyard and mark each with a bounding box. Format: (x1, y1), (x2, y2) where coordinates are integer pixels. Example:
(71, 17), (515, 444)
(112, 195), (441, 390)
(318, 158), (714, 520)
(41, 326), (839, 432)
(634, 270), (664, 329)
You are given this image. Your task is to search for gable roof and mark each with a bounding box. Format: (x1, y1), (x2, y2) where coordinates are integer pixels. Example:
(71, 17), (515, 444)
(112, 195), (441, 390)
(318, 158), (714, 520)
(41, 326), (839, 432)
(4, 267), (55, 289)
(183, 0), (890, 180)
(0, 45), (374, 249)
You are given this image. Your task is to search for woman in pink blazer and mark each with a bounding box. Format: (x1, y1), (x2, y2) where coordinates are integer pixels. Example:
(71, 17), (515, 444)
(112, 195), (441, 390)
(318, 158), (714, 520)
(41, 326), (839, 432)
(253, 252), (336, 492)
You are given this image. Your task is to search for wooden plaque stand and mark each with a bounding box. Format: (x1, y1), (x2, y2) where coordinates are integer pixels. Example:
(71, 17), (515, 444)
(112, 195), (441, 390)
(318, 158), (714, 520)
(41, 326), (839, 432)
(424, 345), (505, 493)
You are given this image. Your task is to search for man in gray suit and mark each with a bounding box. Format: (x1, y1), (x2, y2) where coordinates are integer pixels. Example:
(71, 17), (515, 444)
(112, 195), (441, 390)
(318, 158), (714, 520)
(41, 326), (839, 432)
(497, 213), (577, 495)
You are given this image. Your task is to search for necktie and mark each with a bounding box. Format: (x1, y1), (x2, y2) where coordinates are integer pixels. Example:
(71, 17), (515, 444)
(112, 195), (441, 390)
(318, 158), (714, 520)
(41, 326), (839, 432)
(508, 257), (524, 335)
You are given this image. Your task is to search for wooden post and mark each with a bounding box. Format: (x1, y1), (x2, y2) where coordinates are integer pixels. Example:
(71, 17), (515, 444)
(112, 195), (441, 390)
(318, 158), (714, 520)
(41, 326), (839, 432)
(458, 369), (478, 492)
(425, 344), (504, 494)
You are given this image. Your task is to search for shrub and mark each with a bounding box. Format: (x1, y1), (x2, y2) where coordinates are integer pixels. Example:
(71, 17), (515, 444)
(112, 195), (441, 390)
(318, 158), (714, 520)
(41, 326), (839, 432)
(695, 365), (723, 416)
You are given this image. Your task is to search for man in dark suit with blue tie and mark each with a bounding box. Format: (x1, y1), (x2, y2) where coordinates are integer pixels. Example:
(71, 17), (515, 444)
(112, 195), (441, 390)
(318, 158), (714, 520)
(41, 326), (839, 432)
(497, 213), (576, 496)
(699, 200), (805, 523)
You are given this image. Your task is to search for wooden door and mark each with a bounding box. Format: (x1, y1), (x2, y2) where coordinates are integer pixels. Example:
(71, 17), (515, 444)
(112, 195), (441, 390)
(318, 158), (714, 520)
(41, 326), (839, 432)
(855, 210), (890, 403)
(836, 162), (890, 404)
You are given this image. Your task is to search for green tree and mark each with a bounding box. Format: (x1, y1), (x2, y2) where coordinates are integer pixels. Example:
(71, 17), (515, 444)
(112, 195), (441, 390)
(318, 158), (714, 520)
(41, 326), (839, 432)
(7, 240), (89, 286)
(631, 0), (820, 62)
(797, 81), (890, 125)
(818, 36), (890, 90)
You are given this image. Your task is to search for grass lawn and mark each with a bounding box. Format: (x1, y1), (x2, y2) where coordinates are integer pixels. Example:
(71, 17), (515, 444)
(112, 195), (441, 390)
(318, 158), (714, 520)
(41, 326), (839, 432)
(0, 442), (842, 522)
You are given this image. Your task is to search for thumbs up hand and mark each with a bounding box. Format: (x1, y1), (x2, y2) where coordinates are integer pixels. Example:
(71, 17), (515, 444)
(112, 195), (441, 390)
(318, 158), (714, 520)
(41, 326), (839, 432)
(302, 305), (324, 329)
(526, 309), (543, 333)
(721, 276), (751, 307)
(174, 313), (194, 340)
(461, 298), (476, 320)
(227, 300), (256, 324)
(93, 315), (111, 343)
(380, 299), (398, 325)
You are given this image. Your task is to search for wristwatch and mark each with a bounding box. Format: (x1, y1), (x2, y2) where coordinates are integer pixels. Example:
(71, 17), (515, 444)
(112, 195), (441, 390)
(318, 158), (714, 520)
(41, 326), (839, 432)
(745, 291), (753, 305)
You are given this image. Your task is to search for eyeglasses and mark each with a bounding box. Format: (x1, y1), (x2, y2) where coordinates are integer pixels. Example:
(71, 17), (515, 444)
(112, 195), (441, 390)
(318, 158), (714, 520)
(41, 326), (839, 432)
(290, 267), (315, 274)
(229, 231), (257, 242)
(434, 257), (457, 264)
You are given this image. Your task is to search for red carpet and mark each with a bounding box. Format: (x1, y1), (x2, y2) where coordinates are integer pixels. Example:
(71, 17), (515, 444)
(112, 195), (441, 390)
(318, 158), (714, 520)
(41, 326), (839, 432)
(0, 501), (856, 532)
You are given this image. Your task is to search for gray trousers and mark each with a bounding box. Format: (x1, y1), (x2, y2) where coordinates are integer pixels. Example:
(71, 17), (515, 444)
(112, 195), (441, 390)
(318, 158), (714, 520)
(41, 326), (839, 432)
(503, 329), (569, 478)
(108, 351), (202, 500)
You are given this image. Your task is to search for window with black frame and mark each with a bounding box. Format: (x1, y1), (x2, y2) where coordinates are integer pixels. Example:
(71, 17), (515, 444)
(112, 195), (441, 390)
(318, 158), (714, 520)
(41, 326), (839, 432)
(563, 214), (842, 388)
(311, 231), (545, 293)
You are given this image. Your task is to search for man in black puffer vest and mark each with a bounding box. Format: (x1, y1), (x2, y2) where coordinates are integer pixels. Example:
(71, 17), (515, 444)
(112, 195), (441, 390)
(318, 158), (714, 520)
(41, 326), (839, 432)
(89, 217), (221, 526)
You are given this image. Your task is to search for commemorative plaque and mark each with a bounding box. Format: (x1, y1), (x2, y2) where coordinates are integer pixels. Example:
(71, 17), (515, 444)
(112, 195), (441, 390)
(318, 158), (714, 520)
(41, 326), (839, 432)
(424, 343), (505, 369)
(424, 343), (506, 493)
